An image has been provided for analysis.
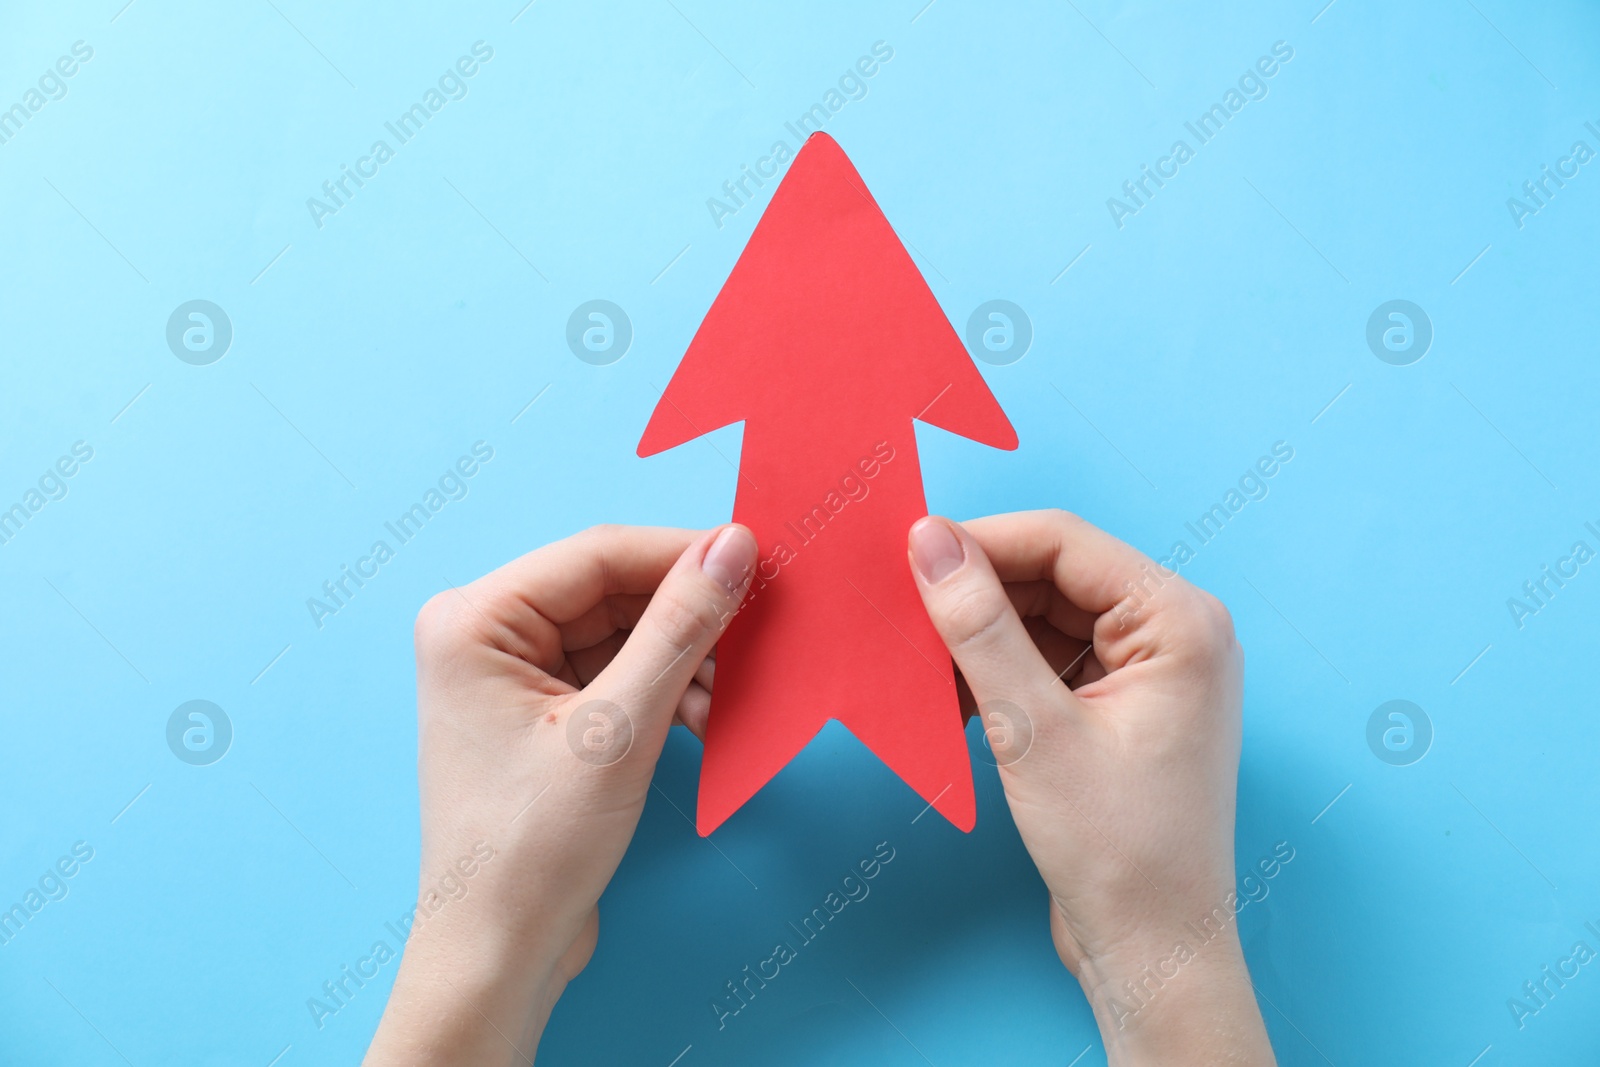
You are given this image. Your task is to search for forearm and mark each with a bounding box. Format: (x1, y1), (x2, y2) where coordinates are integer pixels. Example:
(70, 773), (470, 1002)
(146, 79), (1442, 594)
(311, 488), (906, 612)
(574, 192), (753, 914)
(1077, 932), (1275, 1067)
(364, 922), (563, 1066)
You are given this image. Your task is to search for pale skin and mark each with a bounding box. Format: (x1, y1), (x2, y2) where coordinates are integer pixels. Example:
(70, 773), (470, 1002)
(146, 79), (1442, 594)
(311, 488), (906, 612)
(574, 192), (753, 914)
(365, 511), (1276, 1065)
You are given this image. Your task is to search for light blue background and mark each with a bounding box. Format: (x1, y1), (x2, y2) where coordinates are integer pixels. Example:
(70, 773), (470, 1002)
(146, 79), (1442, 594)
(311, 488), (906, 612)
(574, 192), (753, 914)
(2, 1), (1597, 1063)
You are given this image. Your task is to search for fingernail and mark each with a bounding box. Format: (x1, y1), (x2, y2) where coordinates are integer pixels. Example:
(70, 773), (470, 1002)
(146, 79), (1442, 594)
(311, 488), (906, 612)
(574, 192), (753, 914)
(909, 517), (964, 584)
(702, 525), (757, 594)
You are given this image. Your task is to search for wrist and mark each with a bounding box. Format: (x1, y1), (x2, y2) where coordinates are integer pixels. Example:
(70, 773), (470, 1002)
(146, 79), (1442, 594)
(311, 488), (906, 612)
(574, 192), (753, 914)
(365, 916), (566, 1067)
(1076, 929), (1274, 1066)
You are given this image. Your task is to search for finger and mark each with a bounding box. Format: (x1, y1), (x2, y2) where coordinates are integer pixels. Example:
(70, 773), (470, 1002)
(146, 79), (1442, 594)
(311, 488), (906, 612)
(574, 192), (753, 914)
(672, 659), (717, 741)
(961, 510), (1158, 616)
(558, 593), (653, 654)
(452, 526), (700, 672)
(674, 681), (711, 741)
(692, 654), (715, 693)
(481, 526), (699, 621)
(587, 524), (757, 736)
(956, 668), (977, 722)
(566, 634), (626, 689)
(566, 630), (716, 729)
(564, 605), (722, 691)
(908, 516), (1068, 714)
(1003, 579), (1099, 641)
(962, 510), (1204, 670)
(1024, 616), (1093, 684)
(1073, 650), (1109, 689)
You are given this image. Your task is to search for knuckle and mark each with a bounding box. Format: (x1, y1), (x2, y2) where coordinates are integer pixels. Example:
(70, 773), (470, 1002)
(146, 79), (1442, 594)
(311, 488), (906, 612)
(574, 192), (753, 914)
(1199, 590), (1237, 643)
(413, 590), (476, 655)
(1160, 584), (1236, 661)
(413, 591), (452, 647)
(1041, 507), (1087, 532)
(938, 581), (1012, 653)
(650, 588), (726, 648)
(574, 523), (621, 549)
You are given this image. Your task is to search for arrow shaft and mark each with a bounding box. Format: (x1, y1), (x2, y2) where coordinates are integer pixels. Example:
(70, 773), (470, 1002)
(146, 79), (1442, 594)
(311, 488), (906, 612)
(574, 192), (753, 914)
(696, 423), (971, 831)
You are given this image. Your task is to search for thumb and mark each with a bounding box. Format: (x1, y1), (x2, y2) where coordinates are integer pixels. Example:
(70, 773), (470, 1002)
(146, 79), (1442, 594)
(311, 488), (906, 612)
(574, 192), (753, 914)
(586, 524), (757, 738)
(908, 516), (1065, 717)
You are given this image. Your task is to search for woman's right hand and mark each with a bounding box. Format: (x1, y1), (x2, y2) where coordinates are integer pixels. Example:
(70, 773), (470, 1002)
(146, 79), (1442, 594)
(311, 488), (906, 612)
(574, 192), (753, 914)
(907, 509), (1275, 1065)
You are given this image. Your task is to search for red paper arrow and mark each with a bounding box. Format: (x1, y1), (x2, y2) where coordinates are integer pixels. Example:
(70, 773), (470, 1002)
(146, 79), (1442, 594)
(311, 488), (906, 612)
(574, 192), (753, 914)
(638, 133), (1017, 834)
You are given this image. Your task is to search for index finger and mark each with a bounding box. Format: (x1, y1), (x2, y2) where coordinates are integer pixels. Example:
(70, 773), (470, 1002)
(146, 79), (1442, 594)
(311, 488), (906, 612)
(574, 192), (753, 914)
(443, 525), (701, 673)
(469, 524), (701, 624)
(959, 509), (1161, 616)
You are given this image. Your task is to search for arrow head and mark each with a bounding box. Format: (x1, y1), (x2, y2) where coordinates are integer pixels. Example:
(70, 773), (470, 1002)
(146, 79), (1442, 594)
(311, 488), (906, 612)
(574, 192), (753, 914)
(638, 132), (1017, 458)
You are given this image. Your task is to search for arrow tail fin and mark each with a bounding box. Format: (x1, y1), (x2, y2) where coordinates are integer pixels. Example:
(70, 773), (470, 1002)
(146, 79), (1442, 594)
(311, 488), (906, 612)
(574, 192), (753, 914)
(695, 509), (977, 835)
